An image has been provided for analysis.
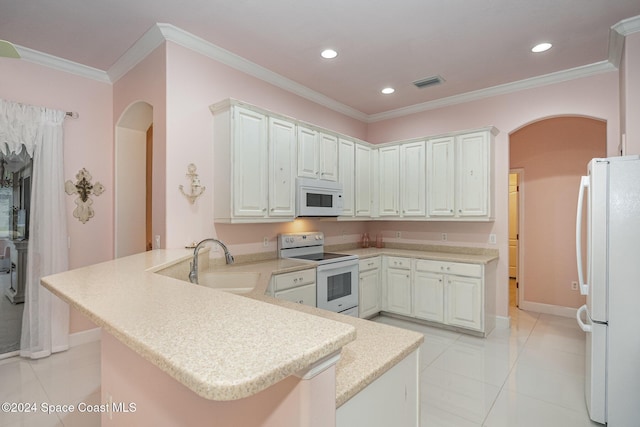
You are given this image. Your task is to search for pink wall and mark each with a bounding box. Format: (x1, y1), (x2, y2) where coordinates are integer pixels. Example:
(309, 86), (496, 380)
(113, 44), (167, 251)
(0, 58), (114, 332)
(510, 117), (606, 308)
(621, 32), (640, 155)
(164, 42), (368, 249)
(367, 72), (620, 318)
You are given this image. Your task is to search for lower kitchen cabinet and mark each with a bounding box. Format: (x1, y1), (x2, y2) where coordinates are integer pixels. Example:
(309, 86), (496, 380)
(383, 257), (412, 316)
(382, 255), (495, 335)
(413, 271), (444, 323)
(359, 257), (381, 318)
(267, 269), (316, 307)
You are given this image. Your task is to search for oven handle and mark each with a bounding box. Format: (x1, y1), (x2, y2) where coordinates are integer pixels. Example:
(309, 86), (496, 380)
(316, 258), (359, 272)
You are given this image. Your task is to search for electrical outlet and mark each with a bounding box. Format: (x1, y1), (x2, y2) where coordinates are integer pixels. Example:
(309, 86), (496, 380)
(571, 281), (579, 291)
(396, 231), (401, 238)
(489, 234), (497, 244)
(154, 235), (161, 249)
(263, 237), (269, 247)
(441, 233), (448, 241)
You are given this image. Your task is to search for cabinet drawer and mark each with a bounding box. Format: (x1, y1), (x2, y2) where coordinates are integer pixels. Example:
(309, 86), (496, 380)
(359, 257), (381, 272)
(274, 283), (316, 307)
(415, 259), (482, 278)
(273, 269), (316, 291)
(385, 256), (411, 270)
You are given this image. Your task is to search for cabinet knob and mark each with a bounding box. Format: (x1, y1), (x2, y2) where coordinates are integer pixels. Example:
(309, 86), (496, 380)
(446, 266), (450, 271)
(294, 278), (298, 282)
(262, 208), (267, 212)
(459, 209), (462, 213)
(450, 209), (454, 213)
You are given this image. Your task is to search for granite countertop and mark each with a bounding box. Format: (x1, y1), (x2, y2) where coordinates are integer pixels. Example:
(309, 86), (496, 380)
(42, 244), (492, 408)
(40, 249), (357, 402)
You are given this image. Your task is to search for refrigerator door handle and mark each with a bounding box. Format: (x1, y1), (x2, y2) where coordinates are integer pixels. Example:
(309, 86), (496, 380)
(576, 175), (590, 296)
(576, 304), (592, 332)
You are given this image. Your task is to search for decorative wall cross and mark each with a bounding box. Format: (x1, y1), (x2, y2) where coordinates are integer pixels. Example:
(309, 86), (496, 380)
(65, 168), (105, 223)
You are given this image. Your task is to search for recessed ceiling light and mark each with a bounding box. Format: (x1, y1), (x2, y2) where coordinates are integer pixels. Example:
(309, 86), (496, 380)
(381, 87), (395, 95)
(321, 49), (338, 59)
(531, 42), (552, 53)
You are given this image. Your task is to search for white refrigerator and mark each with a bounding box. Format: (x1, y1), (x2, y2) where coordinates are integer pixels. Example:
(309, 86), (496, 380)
(575, 155), (640, 426)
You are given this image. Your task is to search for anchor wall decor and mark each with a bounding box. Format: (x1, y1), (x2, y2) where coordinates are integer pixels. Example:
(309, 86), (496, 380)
(65, 168), (105, 223)
(179, 163), (205, 204)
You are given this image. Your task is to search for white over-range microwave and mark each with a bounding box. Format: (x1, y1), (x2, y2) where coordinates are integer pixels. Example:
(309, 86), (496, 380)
(296, 178), (344, 217)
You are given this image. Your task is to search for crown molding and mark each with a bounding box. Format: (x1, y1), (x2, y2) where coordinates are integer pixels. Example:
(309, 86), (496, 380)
(612, 15), (640, 36)
(366, 61), (617, 123)
(11, 15), (640, 123)
(156, 24), (368, 122)
(15, 45), (110, 83)
(107, 24), (165, 83)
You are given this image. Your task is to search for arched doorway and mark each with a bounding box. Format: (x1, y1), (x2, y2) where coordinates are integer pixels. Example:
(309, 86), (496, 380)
(509, 116), (606, 314)
(115, 102), (153, 258)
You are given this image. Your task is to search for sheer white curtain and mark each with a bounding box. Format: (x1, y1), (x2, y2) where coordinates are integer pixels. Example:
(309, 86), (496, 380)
(0, 99), (69, 359)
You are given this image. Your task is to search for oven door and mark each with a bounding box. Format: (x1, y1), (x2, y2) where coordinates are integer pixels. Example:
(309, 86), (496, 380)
(316, 259), (358, 313)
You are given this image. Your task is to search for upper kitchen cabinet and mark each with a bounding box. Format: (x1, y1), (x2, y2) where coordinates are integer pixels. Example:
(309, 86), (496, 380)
(378, 141), (426, 219)
(211, 100), (296, 223)
(427, 128), (497, 220)
(338, 138), (355, 217)
(378, 145), (400, 217)
(297, 125), (338, 182)
(355, 143), (376, 218)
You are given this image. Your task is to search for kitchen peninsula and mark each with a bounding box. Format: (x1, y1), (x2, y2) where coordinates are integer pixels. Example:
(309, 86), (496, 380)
(41, 249), (424, 427)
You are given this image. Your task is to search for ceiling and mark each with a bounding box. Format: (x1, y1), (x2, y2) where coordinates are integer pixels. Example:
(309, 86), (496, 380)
(2, 0), (640, 117)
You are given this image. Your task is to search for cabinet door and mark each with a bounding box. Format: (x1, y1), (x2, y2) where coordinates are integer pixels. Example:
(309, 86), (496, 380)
(414, 271), (444, 322)
(359, 268), (380, 318)
(427, 136), (455, 217)
(268, 117), (296, 217)
(355, 143), (373, 217)
(445, 275), (482, 330)
(456, 131), (489, 217)
(233, 107), (268, 217)
(338, 138), (355, 217)
(297, 126), (318, 178)
(401, 141), (426, 217)
(319, 133), (338, 181)
(385, 267), (412, 316)
(378, 145), (400, 217)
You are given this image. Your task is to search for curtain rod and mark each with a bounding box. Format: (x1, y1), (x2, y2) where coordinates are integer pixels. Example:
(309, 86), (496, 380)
(65, 111), (79, 119)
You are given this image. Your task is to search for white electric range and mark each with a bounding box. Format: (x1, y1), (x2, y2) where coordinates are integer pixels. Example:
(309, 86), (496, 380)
(278, 232), (359, 317)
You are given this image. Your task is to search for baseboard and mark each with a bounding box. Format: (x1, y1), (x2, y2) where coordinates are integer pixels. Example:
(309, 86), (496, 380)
(68, 327), (102, 347)
(495, 315), (511, 329)
(519, 301), (577, 318)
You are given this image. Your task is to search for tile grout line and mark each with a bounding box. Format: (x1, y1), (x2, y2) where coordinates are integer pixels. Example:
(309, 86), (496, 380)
(480, 312), (540, 426)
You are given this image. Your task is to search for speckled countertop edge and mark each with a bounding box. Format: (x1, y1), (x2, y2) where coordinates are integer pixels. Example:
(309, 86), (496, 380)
(41, 249), (357, 402)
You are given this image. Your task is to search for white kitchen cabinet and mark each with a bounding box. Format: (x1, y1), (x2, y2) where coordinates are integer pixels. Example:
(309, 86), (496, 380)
(355, 143), (374, 217)
(456, 131), (491, 217)
(359, 257), (381, 318)
(336, 349), (419, 427)
(413, 270), (444, 323)
(268, 268), (317, 307)
(297, 125), (338, 181)
(338, 138), (355, 217)
(268, 117), (296, 217)
(427, 136), (455, 217)
(378, 145), (400, 217)
(383, 257), (412, 316)
(211, 101), (297, 222)
(427, 129), (494, 219)
(414, 259), (484, 332)
(400, 140), (426, 217)
(446, 274), (482, 330)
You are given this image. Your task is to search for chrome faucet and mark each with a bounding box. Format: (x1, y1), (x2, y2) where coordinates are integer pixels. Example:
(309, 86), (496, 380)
(188, 238), (234, 284)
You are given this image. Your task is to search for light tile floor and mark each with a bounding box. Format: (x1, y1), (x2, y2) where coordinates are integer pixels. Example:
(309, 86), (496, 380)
(376, 308), (602, 427)
(0, 340), (100, 427)
(0, 308), (601, 427)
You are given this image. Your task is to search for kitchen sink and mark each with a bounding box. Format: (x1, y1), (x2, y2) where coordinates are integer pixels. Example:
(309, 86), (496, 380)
(194, 271), (261, 294)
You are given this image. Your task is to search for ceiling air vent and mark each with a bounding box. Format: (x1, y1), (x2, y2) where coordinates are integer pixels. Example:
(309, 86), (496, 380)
(413, 75), (444, 89)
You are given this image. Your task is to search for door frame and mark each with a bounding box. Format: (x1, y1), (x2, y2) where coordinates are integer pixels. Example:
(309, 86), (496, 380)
(509, 168), (525, 308)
